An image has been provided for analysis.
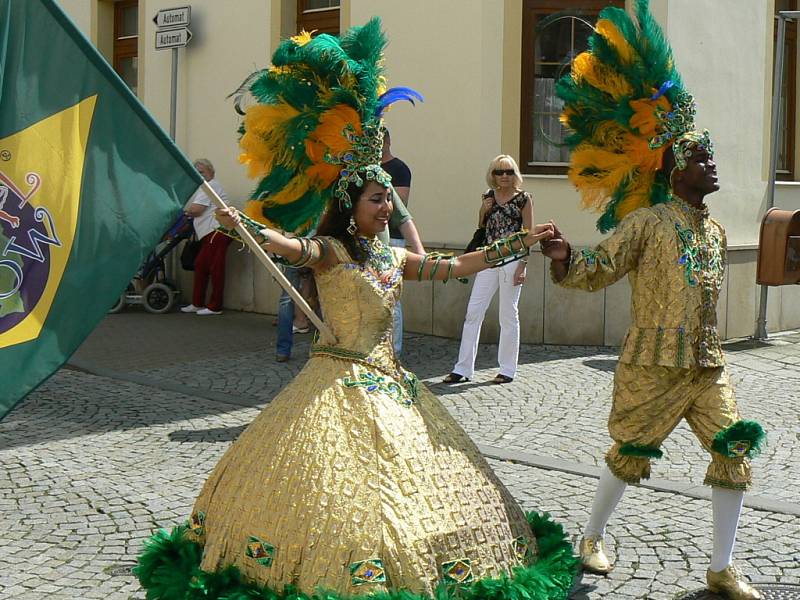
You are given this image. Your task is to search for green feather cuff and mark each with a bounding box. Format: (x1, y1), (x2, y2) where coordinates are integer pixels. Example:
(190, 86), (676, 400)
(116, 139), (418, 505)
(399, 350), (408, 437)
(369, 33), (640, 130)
(711, 420), (766, 459)
(618, 444), (663, 459)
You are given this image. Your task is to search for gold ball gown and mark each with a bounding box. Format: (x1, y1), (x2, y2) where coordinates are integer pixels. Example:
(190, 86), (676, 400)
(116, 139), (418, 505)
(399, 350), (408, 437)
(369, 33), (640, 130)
(135, 238), (577, 600)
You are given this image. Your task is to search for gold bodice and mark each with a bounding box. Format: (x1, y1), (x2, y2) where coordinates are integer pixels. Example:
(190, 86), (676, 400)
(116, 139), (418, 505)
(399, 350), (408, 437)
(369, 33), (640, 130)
(314, 237), (405, 359)
(554, 199), (726, 368)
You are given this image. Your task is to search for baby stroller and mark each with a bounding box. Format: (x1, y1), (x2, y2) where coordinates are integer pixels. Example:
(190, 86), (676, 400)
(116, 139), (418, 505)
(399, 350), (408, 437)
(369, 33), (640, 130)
(110, 213), (194, 314)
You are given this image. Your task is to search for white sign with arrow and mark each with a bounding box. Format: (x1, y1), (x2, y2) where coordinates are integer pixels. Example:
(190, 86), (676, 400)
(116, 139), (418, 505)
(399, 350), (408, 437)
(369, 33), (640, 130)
(155, 27), (192, 50)
(153, 6), (191, 29)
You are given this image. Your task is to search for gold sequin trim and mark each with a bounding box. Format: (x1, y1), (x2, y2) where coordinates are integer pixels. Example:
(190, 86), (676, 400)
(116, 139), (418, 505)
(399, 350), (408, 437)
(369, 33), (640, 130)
(350, 558), (386, 585)
(442, 559), (473, 584)
(187, 511), (205, 536)
(245, 536), (275, 567)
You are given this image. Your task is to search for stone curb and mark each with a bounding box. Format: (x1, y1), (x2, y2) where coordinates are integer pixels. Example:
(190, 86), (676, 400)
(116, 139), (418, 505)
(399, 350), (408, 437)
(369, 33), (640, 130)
(479, 444), (800, 517)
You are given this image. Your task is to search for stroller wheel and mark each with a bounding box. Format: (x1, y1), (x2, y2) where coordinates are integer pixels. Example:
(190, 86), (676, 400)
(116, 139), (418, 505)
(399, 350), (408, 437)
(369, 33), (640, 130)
(108, 293), (127, 314)
(143, 282), (175, 314)
(109, 283), (134, 314)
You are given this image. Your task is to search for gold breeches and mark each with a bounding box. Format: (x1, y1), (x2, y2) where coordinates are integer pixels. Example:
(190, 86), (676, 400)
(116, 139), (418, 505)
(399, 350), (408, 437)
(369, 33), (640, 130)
(605, 364), (752, 490)
(186, 355), (533, 595)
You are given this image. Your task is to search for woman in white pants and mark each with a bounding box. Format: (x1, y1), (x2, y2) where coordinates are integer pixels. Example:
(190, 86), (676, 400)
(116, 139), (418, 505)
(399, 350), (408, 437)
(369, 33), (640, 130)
(444, 155), (532, 385)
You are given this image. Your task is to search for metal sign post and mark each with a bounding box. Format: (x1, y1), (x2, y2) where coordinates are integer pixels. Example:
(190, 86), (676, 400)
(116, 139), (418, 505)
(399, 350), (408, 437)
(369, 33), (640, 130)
(153, 7), (193, 141)
(170, 48), (178, 140)
(154, 6), (193, 285)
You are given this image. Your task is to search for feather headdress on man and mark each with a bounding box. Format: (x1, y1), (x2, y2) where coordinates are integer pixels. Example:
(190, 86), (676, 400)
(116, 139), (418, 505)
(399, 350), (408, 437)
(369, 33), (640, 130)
(557, 0), (712, 232)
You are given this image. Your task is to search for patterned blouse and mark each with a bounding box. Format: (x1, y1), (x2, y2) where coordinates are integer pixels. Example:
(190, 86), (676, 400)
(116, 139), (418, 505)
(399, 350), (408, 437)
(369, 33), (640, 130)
(484, 190), (530, 244)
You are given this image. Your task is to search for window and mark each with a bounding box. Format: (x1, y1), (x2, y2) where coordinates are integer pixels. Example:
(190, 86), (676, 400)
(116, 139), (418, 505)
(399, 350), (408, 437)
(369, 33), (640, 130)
(297, 0), (340, 36)
(113, 0), (138, 95)
(520, 1), (624, 174)
(775, 0), (797, 180)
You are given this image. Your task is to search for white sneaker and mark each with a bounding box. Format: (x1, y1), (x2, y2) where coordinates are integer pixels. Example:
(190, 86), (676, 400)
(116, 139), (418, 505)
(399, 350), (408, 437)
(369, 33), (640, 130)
(180, 304), (201, 313)
(197, 308), (222, 316)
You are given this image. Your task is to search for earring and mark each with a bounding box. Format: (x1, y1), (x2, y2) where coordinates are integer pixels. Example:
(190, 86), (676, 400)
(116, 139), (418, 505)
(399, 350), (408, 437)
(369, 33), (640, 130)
(347, 216), (357, 236)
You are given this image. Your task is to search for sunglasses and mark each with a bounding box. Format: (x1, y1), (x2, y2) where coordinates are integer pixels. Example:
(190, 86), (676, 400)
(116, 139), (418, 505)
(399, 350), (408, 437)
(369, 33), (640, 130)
(492, 169), (515, 176)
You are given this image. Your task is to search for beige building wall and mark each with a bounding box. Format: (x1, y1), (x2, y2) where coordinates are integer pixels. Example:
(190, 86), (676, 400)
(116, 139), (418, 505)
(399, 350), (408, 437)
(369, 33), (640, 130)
(139, 0), (273, 206)
(59, 0), (92, 31)
(59, 0), (800, 344)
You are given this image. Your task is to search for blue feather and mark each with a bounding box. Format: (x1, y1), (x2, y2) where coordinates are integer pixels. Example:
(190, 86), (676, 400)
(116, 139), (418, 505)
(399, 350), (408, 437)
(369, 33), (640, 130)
(376, 86), (424, 116)
(650, 80), (674, 101)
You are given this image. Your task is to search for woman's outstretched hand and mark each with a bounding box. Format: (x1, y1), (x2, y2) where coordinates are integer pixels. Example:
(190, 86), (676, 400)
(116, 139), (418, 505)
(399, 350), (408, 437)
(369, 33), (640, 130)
(539, 220), (570, 262)
(215, 206), (241, 230)
(524, 222), (555, 247)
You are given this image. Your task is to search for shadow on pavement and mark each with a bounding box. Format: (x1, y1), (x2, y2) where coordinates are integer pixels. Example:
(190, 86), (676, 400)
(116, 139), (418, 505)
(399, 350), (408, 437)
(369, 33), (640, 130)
(427, 380), (500, 395)
(169, 425), (247, 443)
(582, 359), (618, 373)
(569, 576), (597, 600)
(0, 368), (268, 452)
(404, 339), (620, 382)
(722, 339), (771, 353)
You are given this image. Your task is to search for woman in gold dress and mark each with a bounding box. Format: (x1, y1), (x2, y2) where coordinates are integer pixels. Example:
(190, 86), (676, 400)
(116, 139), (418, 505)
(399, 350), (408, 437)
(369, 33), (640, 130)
(135, 19), (577, 600)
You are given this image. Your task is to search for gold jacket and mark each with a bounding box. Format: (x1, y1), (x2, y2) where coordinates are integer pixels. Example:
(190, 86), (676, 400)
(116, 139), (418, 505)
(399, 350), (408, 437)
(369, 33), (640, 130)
(553, 198), (726, 368)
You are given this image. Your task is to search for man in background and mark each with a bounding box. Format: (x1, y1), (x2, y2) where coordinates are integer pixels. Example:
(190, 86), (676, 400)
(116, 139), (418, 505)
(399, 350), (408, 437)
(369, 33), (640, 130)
(381, 129), (422, 355)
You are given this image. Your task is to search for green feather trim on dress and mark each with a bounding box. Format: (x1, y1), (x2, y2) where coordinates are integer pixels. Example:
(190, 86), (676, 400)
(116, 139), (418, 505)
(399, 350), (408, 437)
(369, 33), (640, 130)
(134, 512), (578, 600)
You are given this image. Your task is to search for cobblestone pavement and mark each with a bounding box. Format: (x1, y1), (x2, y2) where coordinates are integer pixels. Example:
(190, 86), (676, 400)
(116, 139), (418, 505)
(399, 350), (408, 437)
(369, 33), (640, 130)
(1, 310), (798, 599)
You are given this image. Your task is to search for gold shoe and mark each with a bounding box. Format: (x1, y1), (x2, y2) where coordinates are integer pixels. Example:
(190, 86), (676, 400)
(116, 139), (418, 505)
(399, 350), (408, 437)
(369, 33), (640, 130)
(707, 564), (762, 600)
(578, 536), (613, 574)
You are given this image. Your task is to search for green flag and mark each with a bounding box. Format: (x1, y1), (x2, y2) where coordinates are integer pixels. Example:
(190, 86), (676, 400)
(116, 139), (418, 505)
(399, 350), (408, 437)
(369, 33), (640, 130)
(0, 0), (203, 419)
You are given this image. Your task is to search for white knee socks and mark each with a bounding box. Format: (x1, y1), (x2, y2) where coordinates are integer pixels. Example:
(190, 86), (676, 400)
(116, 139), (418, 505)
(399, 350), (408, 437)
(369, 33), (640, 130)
(583, 471), (744, 567)
(710, 486), (745, 572)
(584, 467), (628, 539)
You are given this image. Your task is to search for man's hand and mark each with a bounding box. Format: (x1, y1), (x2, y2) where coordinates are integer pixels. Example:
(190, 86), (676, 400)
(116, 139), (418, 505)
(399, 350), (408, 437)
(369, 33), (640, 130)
(540, 220), (570, 262)
(523, 222), (555, 247)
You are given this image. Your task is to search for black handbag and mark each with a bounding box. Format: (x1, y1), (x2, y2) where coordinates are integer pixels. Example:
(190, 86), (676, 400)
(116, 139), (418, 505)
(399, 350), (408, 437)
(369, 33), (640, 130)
(465, 227), (486, 253)
(180, 235), (202, 271)
(465, 190), (494, 253)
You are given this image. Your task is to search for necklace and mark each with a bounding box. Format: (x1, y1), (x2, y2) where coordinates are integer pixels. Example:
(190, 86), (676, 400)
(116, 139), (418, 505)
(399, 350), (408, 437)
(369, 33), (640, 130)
(670, 193), (708, 218)
(356, 236), (394, 273)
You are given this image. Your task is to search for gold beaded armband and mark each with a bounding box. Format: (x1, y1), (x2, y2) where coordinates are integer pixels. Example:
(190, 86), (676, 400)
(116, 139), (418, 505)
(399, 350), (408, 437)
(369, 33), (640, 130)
(216, 211), (270, 245)
(416, 252), (467, 284)
(240, 212), (271, 245)
(286, 237), (327, 268)
(482, 230), (530, 265)
(216, 226), (242, 242)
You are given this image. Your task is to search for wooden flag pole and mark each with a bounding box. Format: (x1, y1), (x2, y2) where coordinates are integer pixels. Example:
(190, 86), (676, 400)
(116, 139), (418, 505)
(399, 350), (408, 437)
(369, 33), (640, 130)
(201, 181), (337, 345)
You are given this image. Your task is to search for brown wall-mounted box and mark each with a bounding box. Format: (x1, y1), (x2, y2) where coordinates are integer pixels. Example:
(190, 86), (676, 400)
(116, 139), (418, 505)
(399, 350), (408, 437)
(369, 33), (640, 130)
(756, 208), (800, 286)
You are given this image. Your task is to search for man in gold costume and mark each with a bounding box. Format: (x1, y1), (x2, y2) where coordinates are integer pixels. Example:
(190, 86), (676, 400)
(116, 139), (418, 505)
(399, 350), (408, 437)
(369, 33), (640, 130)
(546, 2), (766, 598)
(544, 140), (764, 599)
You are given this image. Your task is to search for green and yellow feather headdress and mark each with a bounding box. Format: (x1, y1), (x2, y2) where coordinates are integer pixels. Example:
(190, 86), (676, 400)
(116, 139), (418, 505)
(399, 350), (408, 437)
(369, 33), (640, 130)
(233, 19), (422, 235)
(557, 0), (712, 232)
